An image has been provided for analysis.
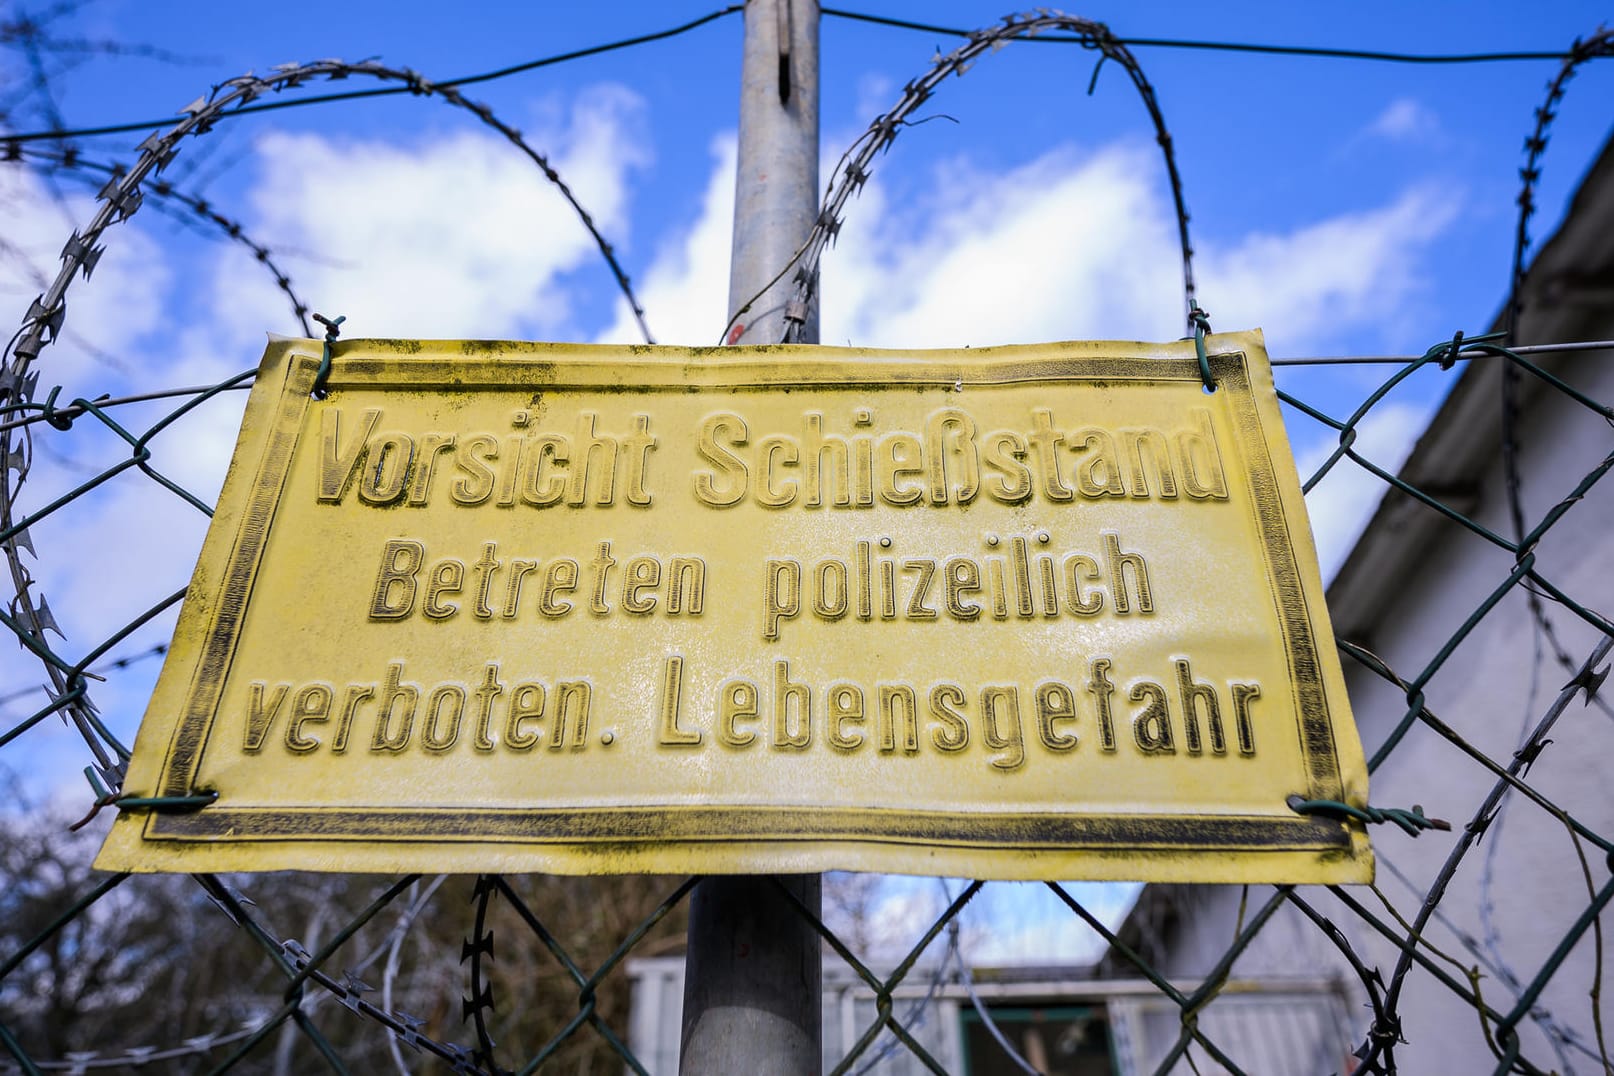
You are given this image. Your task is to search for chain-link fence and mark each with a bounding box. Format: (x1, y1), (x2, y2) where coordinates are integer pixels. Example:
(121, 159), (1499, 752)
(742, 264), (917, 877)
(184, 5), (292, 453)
(2, 9), (1613, 1075)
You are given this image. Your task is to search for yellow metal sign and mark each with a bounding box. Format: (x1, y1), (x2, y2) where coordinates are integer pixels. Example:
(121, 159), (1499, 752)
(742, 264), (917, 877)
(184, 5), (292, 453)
(97, 332), (1371, 882)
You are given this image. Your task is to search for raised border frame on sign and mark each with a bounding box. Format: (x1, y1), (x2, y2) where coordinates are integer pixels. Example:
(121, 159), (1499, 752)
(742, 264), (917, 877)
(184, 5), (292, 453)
(106, 335), (1366, 881)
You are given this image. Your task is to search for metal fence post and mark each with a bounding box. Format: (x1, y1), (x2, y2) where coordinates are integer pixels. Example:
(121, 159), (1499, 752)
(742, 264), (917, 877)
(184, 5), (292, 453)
(679, 1), (822, 1072)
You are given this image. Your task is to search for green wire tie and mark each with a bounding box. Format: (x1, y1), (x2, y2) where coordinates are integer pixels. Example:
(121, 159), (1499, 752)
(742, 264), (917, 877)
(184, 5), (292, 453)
(70, 765), (218, 831)
(1287, 794), (1451, 838)
(40, 385), (76, 430)
(1421, 328), (1507, 370)
(310, 312), (346, 399)
(1188, 300), (1215, 391)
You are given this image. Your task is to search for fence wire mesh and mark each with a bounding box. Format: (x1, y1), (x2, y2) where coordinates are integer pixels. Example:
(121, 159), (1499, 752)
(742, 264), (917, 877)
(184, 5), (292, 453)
(1, 8), (1613, 1075)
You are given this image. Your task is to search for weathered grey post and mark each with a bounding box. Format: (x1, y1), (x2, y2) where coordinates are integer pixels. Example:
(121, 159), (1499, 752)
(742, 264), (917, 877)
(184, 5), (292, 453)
(679, 0), (822, 1072)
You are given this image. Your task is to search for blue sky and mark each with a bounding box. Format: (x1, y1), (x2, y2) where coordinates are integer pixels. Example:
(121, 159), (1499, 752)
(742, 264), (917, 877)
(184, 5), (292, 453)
(15, 1), (1614, 352)
(3, 0), (1613, 962)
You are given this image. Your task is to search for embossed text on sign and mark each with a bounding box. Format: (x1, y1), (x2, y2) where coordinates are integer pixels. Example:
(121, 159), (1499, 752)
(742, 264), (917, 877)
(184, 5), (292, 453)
(97, 333), (1372, 882)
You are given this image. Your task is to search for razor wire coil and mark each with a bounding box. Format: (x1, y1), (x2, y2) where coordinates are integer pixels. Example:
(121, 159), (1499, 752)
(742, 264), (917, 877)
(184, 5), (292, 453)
(2, 8), (1614, 1075)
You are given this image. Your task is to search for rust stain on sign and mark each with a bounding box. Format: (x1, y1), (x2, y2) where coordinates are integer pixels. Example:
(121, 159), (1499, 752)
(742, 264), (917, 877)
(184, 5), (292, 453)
(97, 332), (1371, 882)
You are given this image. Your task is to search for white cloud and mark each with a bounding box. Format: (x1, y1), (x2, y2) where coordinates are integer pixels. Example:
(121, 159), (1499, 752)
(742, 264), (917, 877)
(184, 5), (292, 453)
(0, 463), (208, 799)
(0, 84), (662, 803)
(854, 74), (897, 124)
(0, 172), (251, 800)
(619, 138), (1460, 358)
(0, 166), (172, 401)
(1201, 185), (1460, 353)
(1365, 98), (1441, 143)
(0, 167), (198, 797)
(0, 123), (1460, 808)
(599, 136), (1451, 590)
(226, 83), (651, 342)
(824, 144), (1183, 347)
(597, 136), (736, 345)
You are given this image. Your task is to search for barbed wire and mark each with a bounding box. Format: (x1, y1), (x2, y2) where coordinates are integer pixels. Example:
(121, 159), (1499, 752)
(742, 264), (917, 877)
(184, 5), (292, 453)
(14, 871), (446, 1074)
(4, 9), (1614, 1076)
(1340, 639), (1614, 1072)
(0, 7), (747, 144)
(12, 214), (1614, 1071)
(1344, 633), (1614, 1074)
(725, 10), (1200, 346)
(1497, 29), (1614, 772)
(841, 879), (965, 1076)
(8, 4), (1614, 148)
(5, 144), (314, 334)
(1508, 27), (1614, 332)
(0, 639), (163, 709)
(947, 917), (1039, 1076)
(0, 52), (658, 813)
(0, 57), (655, 354)
(465, 876), (501, 1072)
(1474, 621), (1580, 1071)
(0, 5), (213, 68)
(183, 872), (487, 1072)
(820, 7), (1614, 65)
(0, 306), (1603, 1070)
(2, 340), (1613, 1070)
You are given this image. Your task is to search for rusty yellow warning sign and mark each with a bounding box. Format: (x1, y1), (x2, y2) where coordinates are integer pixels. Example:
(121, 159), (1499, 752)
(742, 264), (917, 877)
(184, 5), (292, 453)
(97, 331), (1371, 882)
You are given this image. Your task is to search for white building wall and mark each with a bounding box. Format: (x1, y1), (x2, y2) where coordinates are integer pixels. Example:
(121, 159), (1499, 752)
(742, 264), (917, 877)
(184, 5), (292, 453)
(1125, 349), (1614, 1074)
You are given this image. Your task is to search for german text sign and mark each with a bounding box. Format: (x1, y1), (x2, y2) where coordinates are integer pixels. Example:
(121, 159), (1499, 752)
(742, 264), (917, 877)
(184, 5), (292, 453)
(98, 332), (1372, 882)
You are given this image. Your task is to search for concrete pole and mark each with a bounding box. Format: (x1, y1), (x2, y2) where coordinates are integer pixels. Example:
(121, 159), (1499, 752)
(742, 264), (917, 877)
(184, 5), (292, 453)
(722, 0), (820, 348)
(679, 2), (822, 1073)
